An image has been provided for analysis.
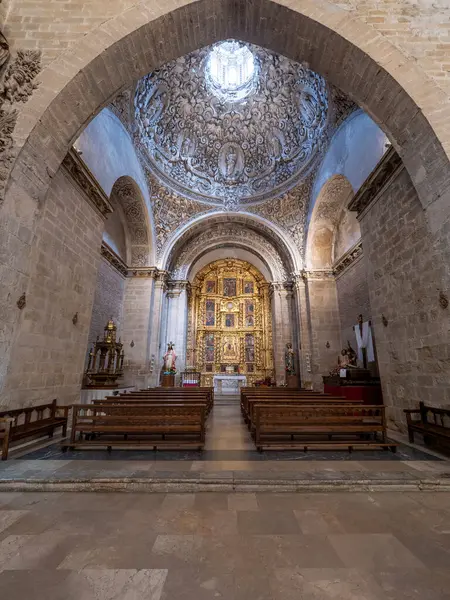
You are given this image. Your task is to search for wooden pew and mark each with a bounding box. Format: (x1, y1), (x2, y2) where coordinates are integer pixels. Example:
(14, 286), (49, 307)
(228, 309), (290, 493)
(240, 390), (353, 426)
(62, 403), (206, 451)
(245, 395), (362, 431)
(254, 404), (397, 452)
(404, 402), (450, 448)
(0, 400), (69, 460)
(107, 391), (213, 414)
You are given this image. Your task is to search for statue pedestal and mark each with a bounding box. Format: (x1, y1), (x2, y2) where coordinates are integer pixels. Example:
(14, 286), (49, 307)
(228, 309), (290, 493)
(161, 374), (175, 388)
(287, 374), (299, 388)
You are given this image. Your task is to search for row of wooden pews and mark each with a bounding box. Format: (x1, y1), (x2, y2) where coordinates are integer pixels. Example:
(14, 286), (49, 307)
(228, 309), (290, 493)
(240, 387), (397, 453)
(62, 387), (214, 452)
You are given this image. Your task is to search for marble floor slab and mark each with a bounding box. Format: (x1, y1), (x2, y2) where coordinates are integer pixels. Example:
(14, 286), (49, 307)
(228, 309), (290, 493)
(0, 490), (449, 599)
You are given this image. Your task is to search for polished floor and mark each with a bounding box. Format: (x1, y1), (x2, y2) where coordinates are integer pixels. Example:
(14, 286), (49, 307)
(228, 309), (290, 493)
(0, 490), (449, 599)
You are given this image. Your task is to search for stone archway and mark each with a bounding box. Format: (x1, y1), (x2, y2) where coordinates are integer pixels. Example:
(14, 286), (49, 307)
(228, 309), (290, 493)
(306, 175), (355, 270)
(109, 176), (153, 267)
(6, 0), (449, 214)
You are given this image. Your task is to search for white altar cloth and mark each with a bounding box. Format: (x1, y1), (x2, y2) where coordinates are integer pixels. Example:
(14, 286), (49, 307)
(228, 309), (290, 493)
(213, 375), (247, 395)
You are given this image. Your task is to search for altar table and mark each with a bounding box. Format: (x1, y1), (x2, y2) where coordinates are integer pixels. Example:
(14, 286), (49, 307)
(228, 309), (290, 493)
(213, 375), (247, 395)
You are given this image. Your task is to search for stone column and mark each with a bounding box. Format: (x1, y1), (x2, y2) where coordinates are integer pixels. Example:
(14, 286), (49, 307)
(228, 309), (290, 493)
(122, 269), (157, 389)
(293, 273), (313, 387)
(148, 271), (168, 387)
(303, 270), (341, 390)
(270, 282), (295, 385)
(164, 280), (189, 384)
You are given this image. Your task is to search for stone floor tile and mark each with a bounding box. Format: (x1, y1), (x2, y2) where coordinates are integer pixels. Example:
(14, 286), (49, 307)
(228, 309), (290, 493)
(0, 510), (29, 535)
(270, 567), (384, 600)
(160, 567), (234, 600)
(370, 568), (450, 600)
(0, 535), (31, 569)
(294, 509), (346, 534)
(2, 531), (69, 570)
(193, 492), (229, 511)
(228, 493), (259, 511)
(150, 534), (203, 567)
(393, 531), (450, 568)
(328, 533), (426, 570)
(161, 493), (195, 510)
(237, 509), (300, 534)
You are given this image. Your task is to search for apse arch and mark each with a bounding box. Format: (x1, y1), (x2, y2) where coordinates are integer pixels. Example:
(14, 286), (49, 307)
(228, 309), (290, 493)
(306, 174), (355, 270)
(163, 212), (297, 280)
(188, 248), (273, 283)
(109, 176), (154, 267)
(6, 0), (450, 218)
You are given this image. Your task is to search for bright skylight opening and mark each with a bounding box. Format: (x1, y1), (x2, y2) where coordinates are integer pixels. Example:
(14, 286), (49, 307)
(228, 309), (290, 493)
(206, 40), (256, 102)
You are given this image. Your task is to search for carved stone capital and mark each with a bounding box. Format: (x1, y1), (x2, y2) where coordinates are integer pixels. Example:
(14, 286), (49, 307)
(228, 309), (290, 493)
(128, 267), (158, 279)
(348, 146), (403, 217)
(101, 242), (127, 277)
(62, 148), (113, 218)
(333, 240), (363, 278)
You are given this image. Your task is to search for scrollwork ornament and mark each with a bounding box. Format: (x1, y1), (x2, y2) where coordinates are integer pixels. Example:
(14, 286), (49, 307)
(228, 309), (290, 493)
(0, 46), (42, 204)
(134, 44), (329, 205)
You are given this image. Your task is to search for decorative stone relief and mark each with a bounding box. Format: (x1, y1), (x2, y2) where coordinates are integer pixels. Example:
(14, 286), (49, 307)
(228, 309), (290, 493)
(0, 44), (42, 203)
(111, 178), (149, 267)
(247, 175), (313, 255)
(147, 171), (215, 258)
(348, 146), (402, 216)
(109, 88), (133, 132)
(62, 149), (113, 217)
(332, 240), (363, 277)
(170, 224), (289, 282)
(134, 43), (329, 205)
(314, 175), (354, 225)
(329, 85), (358, 127)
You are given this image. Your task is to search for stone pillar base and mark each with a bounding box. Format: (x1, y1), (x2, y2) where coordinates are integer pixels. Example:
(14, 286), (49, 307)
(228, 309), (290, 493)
(287, 374), (299, 388)
(161, 374), (175, 388)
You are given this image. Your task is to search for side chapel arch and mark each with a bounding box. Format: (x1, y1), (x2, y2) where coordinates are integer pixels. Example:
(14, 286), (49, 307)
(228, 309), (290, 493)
(306, 175), (356, 270)
(109, 176), (153, 267)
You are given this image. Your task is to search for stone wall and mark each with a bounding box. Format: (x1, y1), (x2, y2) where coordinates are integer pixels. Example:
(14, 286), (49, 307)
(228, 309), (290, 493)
(1, 167), (104, 408)
(87, 257), (126, 352)
(360, 166), (450, 429)
(307, 277), (341, 390)
(336, 255), (372, 358)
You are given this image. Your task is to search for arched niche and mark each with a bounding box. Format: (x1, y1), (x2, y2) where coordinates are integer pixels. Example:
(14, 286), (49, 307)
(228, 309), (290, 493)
(306, 175), (355, 270)
(109, 176), (153, 267)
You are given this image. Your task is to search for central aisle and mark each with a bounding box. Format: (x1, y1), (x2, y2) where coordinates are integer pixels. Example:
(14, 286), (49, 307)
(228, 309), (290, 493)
(204, 396), (254, 453)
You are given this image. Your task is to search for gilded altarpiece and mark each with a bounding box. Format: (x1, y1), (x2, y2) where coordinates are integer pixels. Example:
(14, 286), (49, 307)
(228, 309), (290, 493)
(187, 259), (274, 386)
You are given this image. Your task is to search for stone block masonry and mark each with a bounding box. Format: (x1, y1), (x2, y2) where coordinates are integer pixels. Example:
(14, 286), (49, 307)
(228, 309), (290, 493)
(360, 166), (450, 430)
(1, 168), (105, 409)
(87, 257), (126, 350)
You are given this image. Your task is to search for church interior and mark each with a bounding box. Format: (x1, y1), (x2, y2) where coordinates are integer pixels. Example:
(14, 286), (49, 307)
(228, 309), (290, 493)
(0, 1), (450, 598)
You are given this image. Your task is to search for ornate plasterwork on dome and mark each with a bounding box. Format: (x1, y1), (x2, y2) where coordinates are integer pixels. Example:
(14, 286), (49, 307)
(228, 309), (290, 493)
(169, 224), (288, 282)
(329, 86), (358, 128)
(134, 43), (329, 206)
(247, 174), (313, 256)
(146, 171), (216, 259)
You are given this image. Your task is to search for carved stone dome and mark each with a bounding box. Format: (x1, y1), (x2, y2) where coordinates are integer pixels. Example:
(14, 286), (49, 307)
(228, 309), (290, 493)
(134, 41), (329, 207)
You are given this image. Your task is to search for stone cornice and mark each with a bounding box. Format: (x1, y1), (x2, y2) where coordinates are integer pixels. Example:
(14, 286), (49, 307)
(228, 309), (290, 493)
(62, 148), (113, 218)
(348, 146), (403, 217)
(128, 267), (168, 281)
(301, 269), (334, 281)
(333, 240), (363, 278)
(101, 242), (128, 277)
